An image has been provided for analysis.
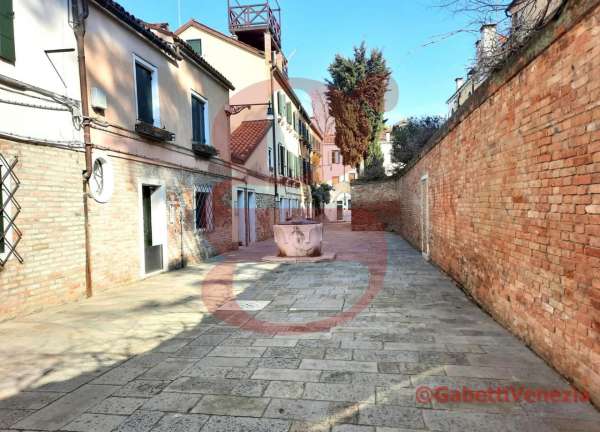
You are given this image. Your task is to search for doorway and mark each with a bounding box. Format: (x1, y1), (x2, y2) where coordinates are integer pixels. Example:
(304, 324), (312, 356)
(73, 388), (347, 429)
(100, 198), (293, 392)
(336, 201), (344, 221)
(237, 189), (246, 246)
(141, 184), (166, 274)
(248, 191), (257, 244)
(420, 174), (430, 259)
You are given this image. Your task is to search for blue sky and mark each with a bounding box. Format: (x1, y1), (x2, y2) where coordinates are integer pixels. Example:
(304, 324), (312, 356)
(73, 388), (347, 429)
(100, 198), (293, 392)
(117, 0), (478, 124)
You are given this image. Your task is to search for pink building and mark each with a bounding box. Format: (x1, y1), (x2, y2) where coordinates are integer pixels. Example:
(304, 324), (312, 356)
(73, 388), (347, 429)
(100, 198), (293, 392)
(319, 134), (357, 222)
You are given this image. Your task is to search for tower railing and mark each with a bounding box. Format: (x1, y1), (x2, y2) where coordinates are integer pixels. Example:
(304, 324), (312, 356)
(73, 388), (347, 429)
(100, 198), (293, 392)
(228, 1), (282, 47)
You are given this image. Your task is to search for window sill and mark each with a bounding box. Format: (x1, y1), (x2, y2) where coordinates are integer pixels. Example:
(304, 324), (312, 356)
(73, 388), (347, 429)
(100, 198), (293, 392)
(135, 122), (175, 142)
(192, 143), (218, 158)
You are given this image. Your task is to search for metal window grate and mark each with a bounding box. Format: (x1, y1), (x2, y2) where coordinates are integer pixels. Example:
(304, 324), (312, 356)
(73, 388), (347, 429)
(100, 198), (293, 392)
(195, 184), (214, 232)
(0, 154), (23, 266)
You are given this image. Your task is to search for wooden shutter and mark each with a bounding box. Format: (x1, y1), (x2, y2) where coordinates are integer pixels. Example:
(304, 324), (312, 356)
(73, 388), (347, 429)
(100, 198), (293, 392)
(135, 63), (154, 124)
(277, 92), (284, 116)
(0, 0), (15, 63)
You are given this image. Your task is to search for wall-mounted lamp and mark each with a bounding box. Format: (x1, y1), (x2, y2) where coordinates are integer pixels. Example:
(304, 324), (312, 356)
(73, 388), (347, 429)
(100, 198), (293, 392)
(226, 101), (273, 117)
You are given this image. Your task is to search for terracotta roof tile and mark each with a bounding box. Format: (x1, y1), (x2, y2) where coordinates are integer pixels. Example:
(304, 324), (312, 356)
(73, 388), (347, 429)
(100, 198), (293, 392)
(231, 120), (272, 164)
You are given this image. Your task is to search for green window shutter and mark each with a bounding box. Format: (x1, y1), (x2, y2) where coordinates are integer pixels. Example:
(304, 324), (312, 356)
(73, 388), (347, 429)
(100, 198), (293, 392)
(191, 95), (206, 144)
(277, 92), (284, 116)
(0, 0), (15, 63)
(135, 62), (154, 124)
(286, 102), (292, 124)
(187, 39), (202, 56)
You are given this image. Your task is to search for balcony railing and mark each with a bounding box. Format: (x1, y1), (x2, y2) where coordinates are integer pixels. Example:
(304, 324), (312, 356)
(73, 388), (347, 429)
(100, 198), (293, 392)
(228, 1), (282, 47)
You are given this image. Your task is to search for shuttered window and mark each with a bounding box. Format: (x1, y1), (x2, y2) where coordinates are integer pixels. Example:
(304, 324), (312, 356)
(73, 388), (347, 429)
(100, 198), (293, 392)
(0, 0), (15, 63)
(278, 144), (285, 176)
(191, 94), (206, 144)
(286, 102), (292, 124)
(277, 91), (285, 116)
(135, 62), (154, 124)
(188, 39), (202, 56)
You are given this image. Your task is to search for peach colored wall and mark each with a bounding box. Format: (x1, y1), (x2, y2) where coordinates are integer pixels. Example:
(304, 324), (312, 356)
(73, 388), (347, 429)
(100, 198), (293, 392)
(177, 25), (271, 134)
(321, 142), (356, 182)
(85, 6), (232, 167)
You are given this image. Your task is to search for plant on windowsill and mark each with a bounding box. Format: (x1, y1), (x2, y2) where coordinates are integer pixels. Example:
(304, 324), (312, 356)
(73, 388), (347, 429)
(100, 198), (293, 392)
(192, 142), (218, 158)
(135, 121), (175, 142)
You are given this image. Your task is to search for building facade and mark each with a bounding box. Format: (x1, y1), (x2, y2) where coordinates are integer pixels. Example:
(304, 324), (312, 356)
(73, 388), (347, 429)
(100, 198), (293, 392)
(177, 1), (315, 245)
(0, 0), (237, 320)
(319, 134), (357, 222)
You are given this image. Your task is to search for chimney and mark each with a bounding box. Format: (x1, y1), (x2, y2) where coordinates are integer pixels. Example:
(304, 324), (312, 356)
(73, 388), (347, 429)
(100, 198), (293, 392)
(479, 23), (498, 62)
(455, 77), (464, 90)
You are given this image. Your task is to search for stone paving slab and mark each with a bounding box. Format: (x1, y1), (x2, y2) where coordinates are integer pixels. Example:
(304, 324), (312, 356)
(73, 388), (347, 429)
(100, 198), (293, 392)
(0, 224), (598, 431)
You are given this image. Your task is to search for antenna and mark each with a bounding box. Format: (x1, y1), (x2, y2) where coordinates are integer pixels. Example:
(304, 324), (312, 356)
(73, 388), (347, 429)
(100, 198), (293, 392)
(177, 0), (182, 27)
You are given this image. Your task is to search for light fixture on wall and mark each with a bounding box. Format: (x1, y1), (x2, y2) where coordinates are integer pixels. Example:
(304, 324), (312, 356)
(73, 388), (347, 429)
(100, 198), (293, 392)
(226, 101), (273, 118)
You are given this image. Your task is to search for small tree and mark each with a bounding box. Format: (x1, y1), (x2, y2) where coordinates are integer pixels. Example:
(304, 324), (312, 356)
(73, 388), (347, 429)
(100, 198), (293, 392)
(391, 116), (444, 171)
(311, 183), (334, 217)
(363, 140), (386, 179)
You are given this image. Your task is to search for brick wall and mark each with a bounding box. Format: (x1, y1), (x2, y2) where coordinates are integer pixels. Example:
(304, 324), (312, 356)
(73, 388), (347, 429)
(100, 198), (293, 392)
(0, 142), (235, 320)
(87, 155), (236, 292)
(352, 179), (401, 231)
(256, 193), (275, 241)
(0, 141), (87, 320)
(353, 0), (600, 403)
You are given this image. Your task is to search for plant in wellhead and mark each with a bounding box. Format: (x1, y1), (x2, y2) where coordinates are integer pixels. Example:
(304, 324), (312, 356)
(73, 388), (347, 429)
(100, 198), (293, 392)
(326, 43), (391, 176)
(391, 116), (444, 173)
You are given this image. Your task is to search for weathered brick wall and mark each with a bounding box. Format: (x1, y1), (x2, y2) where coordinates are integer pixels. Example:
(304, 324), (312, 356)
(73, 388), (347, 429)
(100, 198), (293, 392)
(351, 179), (401, 231)
(88, 155), (236, 292)
(256, 193), (275, 241)
(0, 142), (235, 320)
(395, 0), (600, 403)
(0, 141), (87, 320)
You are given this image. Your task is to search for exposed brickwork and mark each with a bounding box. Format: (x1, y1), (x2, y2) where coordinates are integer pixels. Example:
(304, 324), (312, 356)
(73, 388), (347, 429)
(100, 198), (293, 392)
(351, 179), (401, 231)
(0, 142), (235, 321)
(353, 0), (600, 404)
(256, 193), (275, 241)
(0, 142), (87, 320)
(87, 155), (236, 292)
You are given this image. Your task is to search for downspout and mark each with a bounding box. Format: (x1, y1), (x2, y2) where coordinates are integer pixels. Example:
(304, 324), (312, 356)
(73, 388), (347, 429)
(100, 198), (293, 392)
(270, 65), (279, 225)
(73, 0), (93, 297)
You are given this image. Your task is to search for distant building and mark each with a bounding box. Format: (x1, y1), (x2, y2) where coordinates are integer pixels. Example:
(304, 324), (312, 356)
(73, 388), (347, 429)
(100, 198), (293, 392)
(447, 0), (563, 116)
(379, 123), (406, 176)
(176, 0), (317, 245)
(319, 134), (357, 222)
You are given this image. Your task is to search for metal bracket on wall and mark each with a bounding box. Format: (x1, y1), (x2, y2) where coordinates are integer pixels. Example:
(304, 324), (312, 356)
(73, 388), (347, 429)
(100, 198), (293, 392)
(0, 154), (23, 266)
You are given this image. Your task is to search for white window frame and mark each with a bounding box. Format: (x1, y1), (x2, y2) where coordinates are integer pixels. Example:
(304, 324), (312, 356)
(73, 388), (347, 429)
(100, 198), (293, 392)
(132, 54), (160, 127)
(194, 184), (214, 233)
(191, 90), (211, 146)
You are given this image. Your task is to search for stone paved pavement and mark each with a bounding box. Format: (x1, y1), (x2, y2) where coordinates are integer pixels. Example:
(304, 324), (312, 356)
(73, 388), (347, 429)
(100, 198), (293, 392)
(0, 224), (598, 431)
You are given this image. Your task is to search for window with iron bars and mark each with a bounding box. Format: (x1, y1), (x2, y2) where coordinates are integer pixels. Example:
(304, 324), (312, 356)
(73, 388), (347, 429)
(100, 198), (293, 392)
(195, 184), (214, 232)
(0, 153), (22, 266)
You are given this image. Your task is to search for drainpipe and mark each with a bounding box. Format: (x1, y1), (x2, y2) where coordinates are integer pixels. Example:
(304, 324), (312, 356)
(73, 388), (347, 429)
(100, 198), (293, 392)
(270, 65), (279, 225)
(73, 0), (93, 297)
